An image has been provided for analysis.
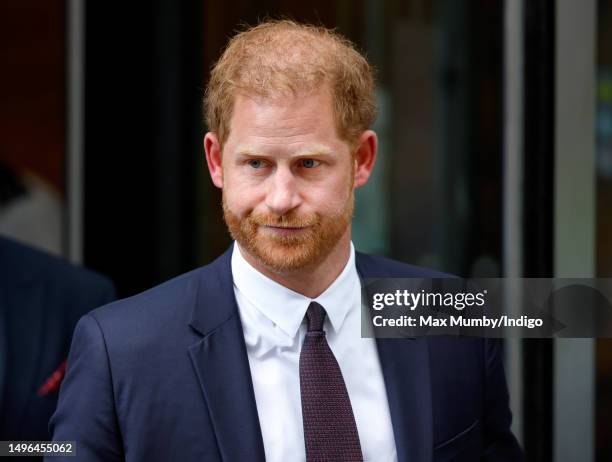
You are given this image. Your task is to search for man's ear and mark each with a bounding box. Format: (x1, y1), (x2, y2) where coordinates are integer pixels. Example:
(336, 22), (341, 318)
(204, 132), (223, 188)
(353, 130), (378, 188)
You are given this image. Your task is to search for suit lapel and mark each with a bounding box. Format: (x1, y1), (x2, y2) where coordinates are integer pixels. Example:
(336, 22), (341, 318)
(376, 339), (433, 462)
(356, 252), (433, 462)
(188, 247), (265, 461)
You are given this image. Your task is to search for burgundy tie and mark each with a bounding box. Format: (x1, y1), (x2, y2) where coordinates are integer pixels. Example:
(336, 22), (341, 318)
(299, 302), (363, 462)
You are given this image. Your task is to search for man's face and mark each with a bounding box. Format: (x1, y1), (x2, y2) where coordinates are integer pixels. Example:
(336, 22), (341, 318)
(218, 88), (355, 273)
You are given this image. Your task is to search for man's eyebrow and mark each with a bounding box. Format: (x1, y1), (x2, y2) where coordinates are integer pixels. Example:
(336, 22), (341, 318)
(292, 149), (335, 157)
(234, 150), (260, 157)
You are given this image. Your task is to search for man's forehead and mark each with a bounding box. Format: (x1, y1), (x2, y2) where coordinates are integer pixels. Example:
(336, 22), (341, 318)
(233, 143), (336, 157)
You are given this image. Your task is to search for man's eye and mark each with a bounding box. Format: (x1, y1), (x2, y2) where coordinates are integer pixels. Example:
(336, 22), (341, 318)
(301, 159), (320, 169)
(248, 159), (265, 169)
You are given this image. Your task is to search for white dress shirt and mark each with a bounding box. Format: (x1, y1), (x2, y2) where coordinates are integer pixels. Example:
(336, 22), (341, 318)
(232, 242), (397, 462)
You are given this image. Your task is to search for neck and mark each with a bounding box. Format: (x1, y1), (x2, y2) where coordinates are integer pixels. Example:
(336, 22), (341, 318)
(238, 229), (352, 298)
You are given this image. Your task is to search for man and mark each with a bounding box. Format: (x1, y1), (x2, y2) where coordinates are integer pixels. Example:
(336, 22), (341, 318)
(0, 236), (115, 454)
(50, 20), (522, 461)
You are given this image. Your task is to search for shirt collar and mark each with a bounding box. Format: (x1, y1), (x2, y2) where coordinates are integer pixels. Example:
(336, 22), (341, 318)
(231, 241), (360, 339)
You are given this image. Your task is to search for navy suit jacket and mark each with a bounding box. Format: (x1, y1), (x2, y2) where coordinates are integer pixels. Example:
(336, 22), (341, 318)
(0, 237), (115, 446)
(50, 247), (522, 461)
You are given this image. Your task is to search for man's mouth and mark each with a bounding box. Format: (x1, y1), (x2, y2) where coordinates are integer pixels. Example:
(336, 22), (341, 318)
(259, 224), (309, 235)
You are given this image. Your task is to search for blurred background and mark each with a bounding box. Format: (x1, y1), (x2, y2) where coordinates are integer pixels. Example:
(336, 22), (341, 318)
(0, 0), (610, 460)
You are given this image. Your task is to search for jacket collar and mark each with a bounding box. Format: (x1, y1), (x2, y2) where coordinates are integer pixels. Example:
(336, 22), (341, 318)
(188, 245), (236, 337)
(187, 246), (265, 460)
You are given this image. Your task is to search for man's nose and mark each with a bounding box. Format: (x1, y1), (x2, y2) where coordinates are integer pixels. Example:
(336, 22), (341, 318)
(265, 167), (301, 216)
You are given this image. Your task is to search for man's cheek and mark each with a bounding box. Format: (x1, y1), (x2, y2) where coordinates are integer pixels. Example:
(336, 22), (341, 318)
(225, 189), (254, 211)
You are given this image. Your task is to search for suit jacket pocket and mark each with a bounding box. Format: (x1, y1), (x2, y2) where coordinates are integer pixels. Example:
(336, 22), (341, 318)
(433, 419), (481, 461)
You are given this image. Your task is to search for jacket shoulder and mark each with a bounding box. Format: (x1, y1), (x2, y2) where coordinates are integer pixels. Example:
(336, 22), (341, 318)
(82, 260), (228, 364)
(89, 266), (202, 328)
(85, 247), (234, 352)
(355, 251), (454, 278)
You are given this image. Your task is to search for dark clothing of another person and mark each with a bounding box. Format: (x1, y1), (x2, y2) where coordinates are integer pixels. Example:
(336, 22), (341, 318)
(0, 237), (115, 448)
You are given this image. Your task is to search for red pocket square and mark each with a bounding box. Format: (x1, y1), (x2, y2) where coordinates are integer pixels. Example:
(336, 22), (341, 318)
(37, 360), (67, 396)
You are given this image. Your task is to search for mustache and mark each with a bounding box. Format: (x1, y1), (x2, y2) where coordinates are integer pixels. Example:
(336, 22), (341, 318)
(246, 212), (319, 228)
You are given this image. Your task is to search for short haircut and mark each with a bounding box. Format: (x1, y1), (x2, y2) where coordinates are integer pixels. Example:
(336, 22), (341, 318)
(204, 19), (377, 146)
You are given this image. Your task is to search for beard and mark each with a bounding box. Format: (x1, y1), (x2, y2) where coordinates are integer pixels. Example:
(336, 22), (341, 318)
(222, 192), (354, 273)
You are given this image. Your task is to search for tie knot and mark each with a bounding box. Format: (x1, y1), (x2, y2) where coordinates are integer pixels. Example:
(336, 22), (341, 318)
(306, 302), (326, 332)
